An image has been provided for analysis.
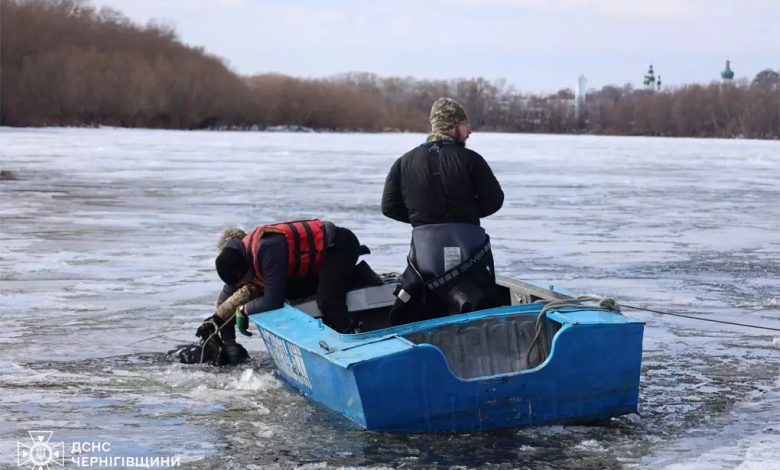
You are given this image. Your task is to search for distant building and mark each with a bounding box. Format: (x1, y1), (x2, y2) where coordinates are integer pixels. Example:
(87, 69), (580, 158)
(643, 65), (656, 90)
(721, 60), (735, 83)
(575, 75), (587, 119)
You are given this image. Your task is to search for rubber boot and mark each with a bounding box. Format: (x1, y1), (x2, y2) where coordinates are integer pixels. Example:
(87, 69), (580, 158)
(222, 340), (242, 366)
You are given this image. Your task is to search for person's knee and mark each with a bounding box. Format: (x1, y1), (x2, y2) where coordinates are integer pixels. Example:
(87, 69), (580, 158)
(317, 297), (347, 316)
(335, 227), (360, 253)
(318, 301), (351, 332)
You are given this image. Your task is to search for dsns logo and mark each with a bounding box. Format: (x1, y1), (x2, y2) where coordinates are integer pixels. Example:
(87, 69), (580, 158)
(17, 431), (65, 469)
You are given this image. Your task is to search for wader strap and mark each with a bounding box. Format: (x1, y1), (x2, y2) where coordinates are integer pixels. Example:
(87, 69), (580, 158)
(427, 144), (453, 222)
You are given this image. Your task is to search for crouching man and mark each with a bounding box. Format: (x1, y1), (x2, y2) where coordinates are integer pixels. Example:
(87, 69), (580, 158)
(197, 219), (363, 365)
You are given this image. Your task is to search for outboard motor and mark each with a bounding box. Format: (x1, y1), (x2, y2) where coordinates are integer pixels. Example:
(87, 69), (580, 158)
(392, 223), (495, 322)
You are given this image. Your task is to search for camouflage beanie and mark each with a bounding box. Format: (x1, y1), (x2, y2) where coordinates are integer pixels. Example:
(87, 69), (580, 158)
(427, 97), (468, 142)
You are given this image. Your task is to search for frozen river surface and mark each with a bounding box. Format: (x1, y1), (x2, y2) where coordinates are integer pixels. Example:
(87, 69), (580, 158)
(1, 128), (779, 469)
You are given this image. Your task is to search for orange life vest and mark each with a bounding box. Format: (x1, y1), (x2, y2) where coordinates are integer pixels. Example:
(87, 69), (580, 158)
(242, 219), (327, 284)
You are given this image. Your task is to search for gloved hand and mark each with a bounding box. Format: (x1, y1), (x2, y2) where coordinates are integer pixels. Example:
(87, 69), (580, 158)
(196, 315), (220, 341)
(235, 306), (253, 337)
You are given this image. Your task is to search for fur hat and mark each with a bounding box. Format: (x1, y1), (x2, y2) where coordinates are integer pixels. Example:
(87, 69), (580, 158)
(215, 227), (249, 285)
(217, 227), (247, 250)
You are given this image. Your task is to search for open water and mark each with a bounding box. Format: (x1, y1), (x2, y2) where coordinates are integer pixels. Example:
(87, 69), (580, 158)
(1, 127), (779, 469)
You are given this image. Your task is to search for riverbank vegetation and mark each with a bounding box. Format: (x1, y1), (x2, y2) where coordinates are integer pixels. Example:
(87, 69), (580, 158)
(2, 0), (779, 138)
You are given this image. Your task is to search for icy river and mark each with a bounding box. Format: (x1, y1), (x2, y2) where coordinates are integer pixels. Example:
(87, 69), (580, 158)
(1, 127), (779, 469)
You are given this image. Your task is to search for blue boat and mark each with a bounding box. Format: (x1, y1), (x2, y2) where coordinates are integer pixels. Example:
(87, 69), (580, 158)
(249, 275), (644, 432)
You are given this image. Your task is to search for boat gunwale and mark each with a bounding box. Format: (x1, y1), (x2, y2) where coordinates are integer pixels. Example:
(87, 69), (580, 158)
(251, 302), (643, 380)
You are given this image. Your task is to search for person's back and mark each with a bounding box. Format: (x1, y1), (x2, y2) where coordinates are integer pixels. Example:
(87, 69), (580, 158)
(381, 97), (504, 322)
(382, 142), (503, 227)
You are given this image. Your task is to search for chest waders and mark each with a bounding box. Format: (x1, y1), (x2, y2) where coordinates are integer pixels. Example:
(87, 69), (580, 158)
(391, 144), (496, 323)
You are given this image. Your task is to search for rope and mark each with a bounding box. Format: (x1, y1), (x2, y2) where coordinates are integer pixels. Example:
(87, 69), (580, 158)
(621, 304), (780, 333)
(127, 332), (178, 347)
(129, 285), (258, 351)
(525, 298), (780, 365)
(200, 283), (262, 364)
(199, 312), (237, 365)
(527, 295), (620, 362)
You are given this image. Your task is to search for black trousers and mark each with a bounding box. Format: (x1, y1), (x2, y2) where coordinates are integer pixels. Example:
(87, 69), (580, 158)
(265, 226), (361, 333)
(315, 227), (361, 332)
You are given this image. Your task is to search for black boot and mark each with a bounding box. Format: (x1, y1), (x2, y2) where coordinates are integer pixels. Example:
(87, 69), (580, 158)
(220, 340), (249, 366)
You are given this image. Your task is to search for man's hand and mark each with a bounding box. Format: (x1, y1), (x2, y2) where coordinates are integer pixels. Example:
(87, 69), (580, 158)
(236, 306), (253, 337)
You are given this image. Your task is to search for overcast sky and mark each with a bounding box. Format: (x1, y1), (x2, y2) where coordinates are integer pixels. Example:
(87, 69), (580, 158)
(94, 0), (779, 93)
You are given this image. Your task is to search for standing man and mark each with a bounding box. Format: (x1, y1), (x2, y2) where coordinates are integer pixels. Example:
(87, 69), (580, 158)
(381, 97), (504, 321)
(197, 219), (362, 365)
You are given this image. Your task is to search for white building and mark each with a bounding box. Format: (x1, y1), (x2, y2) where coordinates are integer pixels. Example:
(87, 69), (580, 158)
(575, 75), (587, 119)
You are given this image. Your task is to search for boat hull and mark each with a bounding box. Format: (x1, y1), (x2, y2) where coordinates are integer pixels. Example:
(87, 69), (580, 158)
(251, 298), (644, 432)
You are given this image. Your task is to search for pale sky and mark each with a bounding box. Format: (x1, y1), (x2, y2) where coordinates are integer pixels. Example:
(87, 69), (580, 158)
(95, 0), (779, 93)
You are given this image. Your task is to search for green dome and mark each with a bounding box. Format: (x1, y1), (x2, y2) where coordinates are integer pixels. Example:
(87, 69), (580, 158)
(721, 60), (734, 80)
(643, 65), (656, 86)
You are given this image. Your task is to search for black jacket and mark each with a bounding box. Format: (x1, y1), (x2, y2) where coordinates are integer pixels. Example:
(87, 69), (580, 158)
(381, 141), (504, 227)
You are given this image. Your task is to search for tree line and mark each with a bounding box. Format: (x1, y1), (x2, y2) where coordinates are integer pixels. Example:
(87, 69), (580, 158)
(2, 0), (779, 138)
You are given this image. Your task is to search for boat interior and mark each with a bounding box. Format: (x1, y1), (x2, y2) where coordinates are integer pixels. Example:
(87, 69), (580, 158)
(290, 262), (570, 378)
(403, 314), (560, 378)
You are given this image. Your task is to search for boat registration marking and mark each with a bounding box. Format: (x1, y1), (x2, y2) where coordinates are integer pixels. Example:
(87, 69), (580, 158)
(261, 330), (312, 390)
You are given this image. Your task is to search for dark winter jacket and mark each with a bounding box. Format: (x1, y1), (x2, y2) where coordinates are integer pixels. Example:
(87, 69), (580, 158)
(381, 141), (504, 227)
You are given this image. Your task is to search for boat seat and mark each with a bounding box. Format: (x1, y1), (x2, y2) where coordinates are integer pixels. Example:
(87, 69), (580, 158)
(292, 282), (397, 319)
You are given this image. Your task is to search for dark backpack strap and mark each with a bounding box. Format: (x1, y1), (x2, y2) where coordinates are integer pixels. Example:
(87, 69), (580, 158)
(426, 144), (453, 221)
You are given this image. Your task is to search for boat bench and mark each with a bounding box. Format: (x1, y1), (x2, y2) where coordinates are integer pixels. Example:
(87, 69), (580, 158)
(292, 283), (397, 318)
